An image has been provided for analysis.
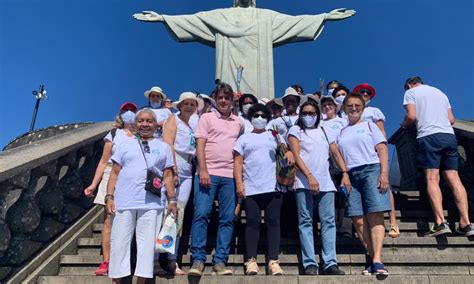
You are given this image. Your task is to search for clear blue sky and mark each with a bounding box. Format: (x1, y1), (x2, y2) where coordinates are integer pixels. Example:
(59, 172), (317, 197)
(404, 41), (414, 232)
(1, 0), (473, 148)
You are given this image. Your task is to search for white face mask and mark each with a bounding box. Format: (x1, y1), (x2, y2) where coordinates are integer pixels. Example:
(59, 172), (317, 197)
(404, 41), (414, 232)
(251, 116), (268, 129)
(327, 88), (335, 97)
(121, 111), (136, 124)
(335, 95), (345, 106)
(150, 102), (162, 109)
(301, 115), (317, 127)
(242, 103), (253, 115)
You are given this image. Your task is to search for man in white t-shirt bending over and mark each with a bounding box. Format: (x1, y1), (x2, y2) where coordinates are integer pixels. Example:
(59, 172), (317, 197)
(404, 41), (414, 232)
(401, 76), (473, 237)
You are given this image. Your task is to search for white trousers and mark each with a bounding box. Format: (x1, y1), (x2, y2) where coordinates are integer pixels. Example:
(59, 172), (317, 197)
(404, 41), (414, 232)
(109, 208), (163, 279)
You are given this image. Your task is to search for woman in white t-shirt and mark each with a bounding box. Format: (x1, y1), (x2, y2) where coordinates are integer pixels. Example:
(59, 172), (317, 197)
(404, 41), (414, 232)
(336, 92), (390, 276)
(238, 93), (258, 133)
(143, 86), (173, 138)
(105, 109), (178, 283)
(320, 96), (352, 237)
(353, 83), (399, 239)
(266, 87), (306, 138)
(162, 92), (203, 275)
(234, 104), (293, 276)
(288, 101), (350, 276)
(83, 102), (137, 276)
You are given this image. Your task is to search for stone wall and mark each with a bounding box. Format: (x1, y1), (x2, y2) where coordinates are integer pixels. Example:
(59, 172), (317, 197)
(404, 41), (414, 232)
(0, 122), (112, 281)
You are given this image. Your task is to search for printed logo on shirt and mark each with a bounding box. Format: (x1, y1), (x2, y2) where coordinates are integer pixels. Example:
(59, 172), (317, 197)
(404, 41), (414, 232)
(357, 129), (365, 134)
(152, 149), (161, 155)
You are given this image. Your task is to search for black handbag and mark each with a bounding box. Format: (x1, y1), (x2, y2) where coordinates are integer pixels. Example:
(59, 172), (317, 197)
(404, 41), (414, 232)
(138, 139), (162, 197)
(321, 127), (343, 175)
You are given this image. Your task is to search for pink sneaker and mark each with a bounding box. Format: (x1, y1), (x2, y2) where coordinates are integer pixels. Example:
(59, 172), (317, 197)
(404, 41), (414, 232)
(95, 261), (109, 276)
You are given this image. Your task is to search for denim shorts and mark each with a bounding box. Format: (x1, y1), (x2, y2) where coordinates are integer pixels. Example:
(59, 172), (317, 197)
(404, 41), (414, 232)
(416, 133), (458, 170)
(346, 163), (391, 217)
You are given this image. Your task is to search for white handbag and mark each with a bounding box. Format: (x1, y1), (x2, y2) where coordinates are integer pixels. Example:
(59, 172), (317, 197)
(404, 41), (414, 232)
(155, 212), (177, 254)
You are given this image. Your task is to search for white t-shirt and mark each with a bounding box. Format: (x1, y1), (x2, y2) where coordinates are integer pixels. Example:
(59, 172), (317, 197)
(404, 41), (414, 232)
(403, 84), (454, 139)
(174, 114), (198, 178)
(233, 131), (277, 196)
(362, 106), (385, 123)
(266, 115), (299, 139)
(111, 137), (174, 210)
(321, 117), (348, 136)
(104, 128), (134, 163)
(287, 126), (336, 192)
(337, 121), (386, 170)
(238, 114), (254, 134)
(151, 108), (173, 138)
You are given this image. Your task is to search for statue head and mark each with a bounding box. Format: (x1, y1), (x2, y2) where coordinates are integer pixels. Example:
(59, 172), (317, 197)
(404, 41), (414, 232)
(234, 0), (256, 8)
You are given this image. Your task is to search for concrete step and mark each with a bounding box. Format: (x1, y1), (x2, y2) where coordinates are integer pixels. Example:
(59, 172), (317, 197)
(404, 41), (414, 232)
(43, 275), (474, 283)
(93, 221), (440, 233)
(60, 253), (472, 267)
(57, 264), (473, 277)
(77, 236), (474, 249)
(77, 245), (474, 257)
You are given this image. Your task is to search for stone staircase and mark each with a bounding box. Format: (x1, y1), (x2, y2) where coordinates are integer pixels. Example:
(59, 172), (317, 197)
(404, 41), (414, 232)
(36, 190), (474, 283)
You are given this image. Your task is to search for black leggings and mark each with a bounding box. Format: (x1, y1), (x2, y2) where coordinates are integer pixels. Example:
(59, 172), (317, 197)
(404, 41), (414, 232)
(244, 192), (283, 260)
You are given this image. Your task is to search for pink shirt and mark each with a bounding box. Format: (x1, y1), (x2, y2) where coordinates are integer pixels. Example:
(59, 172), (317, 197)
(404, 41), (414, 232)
(196, 111), (244, 178)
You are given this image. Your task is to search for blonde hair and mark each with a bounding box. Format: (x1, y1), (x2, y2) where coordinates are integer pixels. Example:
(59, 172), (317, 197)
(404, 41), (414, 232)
(113, 115), (124, 129)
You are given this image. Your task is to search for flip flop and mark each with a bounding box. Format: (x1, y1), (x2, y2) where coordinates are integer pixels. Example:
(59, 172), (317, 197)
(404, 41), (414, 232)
(372, 262), (389, 276)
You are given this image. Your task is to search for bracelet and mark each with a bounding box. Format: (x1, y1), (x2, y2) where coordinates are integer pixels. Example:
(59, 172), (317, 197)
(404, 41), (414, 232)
(104, 194), (114, 203)
(167, 195), (178, 203)
(168, 200), (178, 205)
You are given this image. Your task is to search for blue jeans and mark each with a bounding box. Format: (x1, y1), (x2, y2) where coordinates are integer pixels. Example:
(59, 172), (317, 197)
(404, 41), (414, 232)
(346, 163), (391, 217)
(190, 175), (236, 264)
(295, 189), (337, 270)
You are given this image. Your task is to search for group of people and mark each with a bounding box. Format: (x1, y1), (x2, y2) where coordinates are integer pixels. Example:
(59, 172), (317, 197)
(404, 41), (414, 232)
(83, 76), (473, 283)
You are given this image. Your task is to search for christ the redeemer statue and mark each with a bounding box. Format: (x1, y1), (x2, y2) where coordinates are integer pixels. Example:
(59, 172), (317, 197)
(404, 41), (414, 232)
(134, 0), (355, 100)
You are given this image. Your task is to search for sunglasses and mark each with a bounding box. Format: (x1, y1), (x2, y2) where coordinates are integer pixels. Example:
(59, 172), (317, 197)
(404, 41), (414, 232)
(142, 141), (150, 153)
(252, 113), (269, 119)
(359, 89), (372, 96)
(300, 111), (317, 116)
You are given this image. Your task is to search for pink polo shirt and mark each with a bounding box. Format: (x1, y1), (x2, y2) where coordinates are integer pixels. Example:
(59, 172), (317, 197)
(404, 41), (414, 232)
(196, 111), (244, 178)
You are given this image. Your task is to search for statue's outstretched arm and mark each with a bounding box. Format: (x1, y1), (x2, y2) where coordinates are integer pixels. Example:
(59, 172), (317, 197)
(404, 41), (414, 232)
(324, 8), (356, 21)
(133, 11), (165, 22)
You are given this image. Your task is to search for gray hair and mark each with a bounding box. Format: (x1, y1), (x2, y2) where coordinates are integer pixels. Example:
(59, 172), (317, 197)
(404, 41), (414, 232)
(233, 0), (256, 7)
(135, 108), (157, 123)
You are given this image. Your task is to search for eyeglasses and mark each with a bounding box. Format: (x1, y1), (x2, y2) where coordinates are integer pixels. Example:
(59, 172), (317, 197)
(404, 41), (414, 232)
(345, 104), (363, 110)
(358, 89), (372, 96)
(300, 111), (317, 116)
(142, 141), (150, 153)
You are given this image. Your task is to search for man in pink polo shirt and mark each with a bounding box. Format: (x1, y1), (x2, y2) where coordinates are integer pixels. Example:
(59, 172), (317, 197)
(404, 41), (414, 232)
(188, 82), (244, 276)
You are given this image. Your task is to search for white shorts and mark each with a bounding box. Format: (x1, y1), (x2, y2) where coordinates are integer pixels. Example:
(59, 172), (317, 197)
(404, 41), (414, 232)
(93, 163), (113, 205)
(108, 208), (163, 279)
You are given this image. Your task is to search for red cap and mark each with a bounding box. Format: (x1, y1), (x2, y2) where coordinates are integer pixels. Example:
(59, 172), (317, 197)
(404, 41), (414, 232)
(119, 102), (138, 112)
(353, 83), (376, 99)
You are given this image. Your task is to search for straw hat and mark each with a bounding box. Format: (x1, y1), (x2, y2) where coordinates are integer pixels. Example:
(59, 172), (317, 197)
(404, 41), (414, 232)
(275, 87), (307, 106)
(172, 92), (204, 110)
(144, 86), (167, 100)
